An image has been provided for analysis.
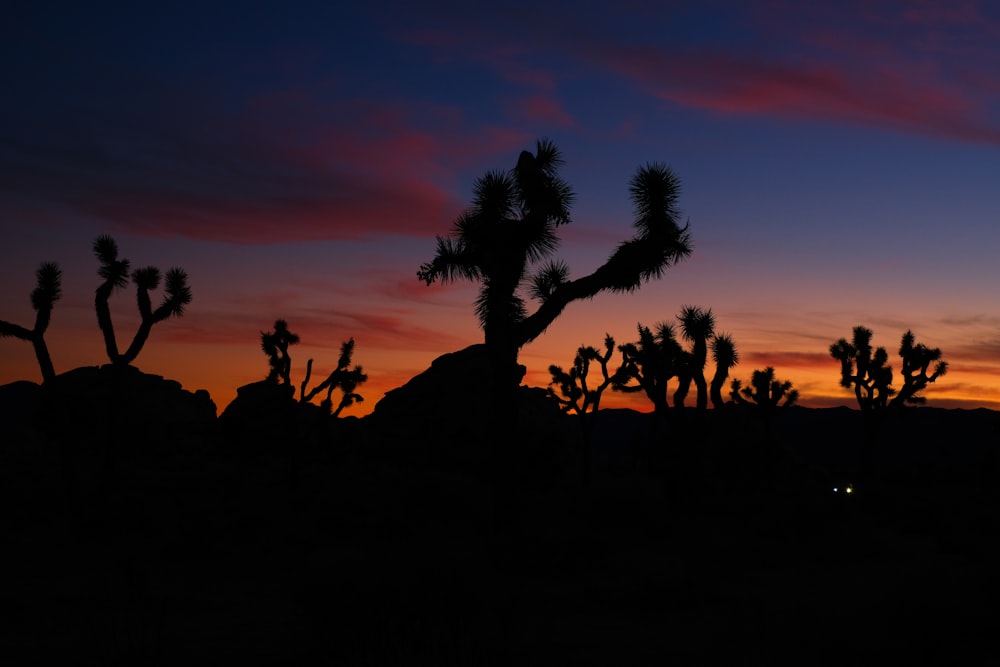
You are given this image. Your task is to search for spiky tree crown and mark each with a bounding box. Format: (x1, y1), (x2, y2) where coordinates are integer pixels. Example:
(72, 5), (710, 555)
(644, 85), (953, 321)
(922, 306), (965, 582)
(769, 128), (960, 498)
(30, 262), (62, 311)
(94, 234), (130, 289)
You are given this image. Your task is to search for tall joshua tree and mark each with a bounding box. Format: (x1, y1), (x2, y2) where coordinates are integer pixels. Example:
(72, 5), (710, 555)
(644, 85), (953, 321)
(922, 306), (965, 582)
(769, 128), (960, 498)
(93, 235), (192, 366)
(261, 319), (300, 387)
(673, 306), (716, 410)
(418, 139), (692, 391)
(709, 333), (738, 409)
(0, 262), (62, 382)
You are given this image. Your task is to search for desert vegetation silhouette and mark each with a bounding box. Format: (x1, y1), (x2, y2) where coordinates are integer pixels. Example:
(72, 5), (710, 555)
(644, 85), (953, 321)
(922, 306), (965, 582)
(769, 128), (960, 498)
(93, 235), (192, 366)
(417, 138), (692, 392)
(0, 261), (62, 382)
(730, 366), (799, 410)
(671, 306), (718, 411)
(831, 326), (948, 411)
(547, 333), (628, 484)
(830, 326), (948, 491)
(259, 319), (368, 415)
(613, 307), (738, 421)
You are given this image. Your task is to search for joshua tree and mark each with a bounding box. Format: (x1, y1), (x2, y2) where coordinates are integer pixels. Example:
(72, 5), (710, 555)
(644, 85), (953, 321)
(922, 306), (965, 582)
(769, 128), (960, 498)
(709, 333), (739, 409)
(548, 334), (626, 485)
(614, 322), (684, 420)
(892, 330), (949, 407)
(672, 306), (716, 410)
(830, 326), (947, 411)
(418, 139), (692, 394)
(830, 326), (947, 493)
(93, 235), (192, 366)
(730, 367), (799, 409)
(0, 261), (62, 382)
(300, 338), (368, 416)
(547, 334), (624, 417)
(261, 319), (300, 387)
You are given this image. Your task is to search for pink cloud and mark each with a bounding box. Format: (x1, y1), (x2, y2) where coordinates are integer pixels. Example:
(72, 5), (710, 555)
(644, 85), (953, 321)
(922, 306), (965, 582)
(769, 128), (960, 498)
(508, 93), (577, 128)
(2, 81), (544, 245)
(594, 45), (1000, 144)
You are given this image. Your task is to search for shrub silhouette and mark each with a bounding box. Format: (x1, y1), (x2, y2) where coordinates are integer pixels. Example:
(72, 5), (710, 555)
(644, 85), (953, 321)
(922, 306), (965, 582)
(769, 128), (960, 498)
(830, 326), (948, 410)
(93, 235), (192, 366)
(0, 261), (62, 382)
(418, 138), (692, 391)
(730, 366), (799, 409)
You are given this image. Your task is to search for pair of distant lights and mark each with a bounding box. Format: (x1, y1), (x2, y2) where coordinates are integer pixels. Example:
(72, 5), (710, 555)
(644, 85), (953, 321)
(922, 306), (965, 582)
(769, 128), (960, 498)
(832, 484), (854, 495)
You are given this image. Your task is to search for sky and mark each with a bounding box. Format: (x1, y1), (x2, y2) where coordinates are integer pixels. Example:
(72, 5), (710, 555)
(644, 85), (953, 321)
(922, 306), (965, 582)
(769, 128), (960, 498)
(3, 0), (1000, 417)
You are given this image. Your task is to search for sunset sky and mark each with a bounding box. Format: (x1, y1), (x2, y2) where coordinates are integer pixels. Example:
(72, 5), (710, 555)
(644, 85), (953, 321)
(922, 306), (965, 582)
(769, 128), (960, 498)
(3, 1), (1000, 416)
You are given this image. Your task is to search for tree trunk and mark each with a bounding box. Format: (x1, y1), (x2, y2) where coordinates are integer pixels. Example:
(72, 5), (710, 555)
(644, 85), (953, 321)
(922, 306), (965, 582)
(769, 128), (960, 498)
(31, 334), (55, 383)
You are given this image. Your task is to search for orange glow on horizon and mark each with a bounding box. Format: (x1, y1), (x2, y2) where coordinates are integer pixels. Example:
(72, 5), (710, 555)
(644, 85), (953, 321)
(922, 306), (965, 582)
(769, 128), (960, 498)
(6, 328), (1000, 419)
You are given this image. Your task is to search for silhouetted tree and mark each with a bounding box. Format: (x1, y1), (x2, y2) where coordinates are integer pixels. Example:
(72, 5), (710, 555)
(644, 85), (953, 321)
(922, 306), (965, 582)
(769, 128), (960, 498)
(830, 326), (947, 411)
(893, 330), (949, 407)
(830, 326), (948, 495)
(300, 338), (368, 416)
(830, 326), (892, 411)
(730, 367), (799, 409)
(418, 139), (692, 392)
(548, 334), (626, 485)
(673, 306), (715, 410)
(547, 334), (623, 417)
(0, 261), (62, 382)
(709, 333), (739, 409)
(93, 235), (192, 366)
(614, 322), (683, 420)
(261, 319), (300, 388)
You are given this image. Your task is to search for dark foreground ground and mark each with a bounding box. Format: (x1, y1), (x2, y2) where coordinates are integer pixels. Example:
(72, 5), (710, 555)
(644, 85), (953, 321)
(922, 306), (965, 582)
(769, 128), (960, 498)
(4, 406), (1000, 665)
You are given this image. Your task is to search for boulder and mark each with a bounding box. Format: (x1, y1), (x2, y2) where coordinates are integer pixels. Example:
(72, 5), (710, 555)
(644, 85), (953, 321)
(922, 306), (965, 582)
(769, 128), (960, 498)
(365, 344), (572, 466)
(37, 365), (217, 452)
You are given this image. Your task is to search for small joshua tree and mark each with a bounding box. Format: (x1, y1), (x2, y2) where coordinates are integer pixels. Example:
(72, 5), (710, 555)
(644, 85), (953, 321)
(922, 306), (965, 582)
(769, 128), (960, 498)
(0, 262), (62, 382)
(300, 338), (368, 416)
(548, 334), (624, 417)
(93, 235), (192, 366)
(549, 334), (628, 485)
(261, 319), (300, 388)
(730, 367), (799, 409)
